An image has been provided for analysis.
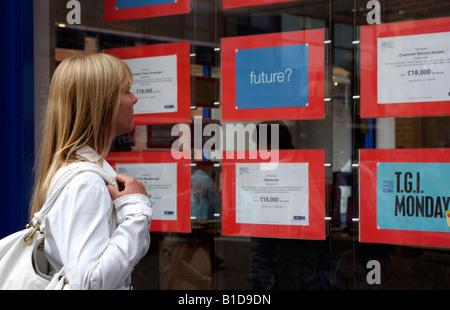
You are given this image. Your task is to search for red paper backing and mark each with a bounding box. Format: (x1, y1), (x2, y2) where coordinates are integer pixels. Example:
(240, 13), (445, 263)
(105, 42), (191, 125)
(221, 150), (325, 239)
(104, 0), (190, 21)
(222, 0), (298, 10)
(360, 17), (450, 118)
(221, 29), (325, 122)
(359, 148), (450, 247)
(107, 151), (191, 233)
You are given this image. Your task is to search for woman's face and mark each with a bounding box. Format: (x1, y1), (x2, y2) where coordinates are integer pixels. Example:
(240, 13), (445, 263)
(115, 77), (138, 137)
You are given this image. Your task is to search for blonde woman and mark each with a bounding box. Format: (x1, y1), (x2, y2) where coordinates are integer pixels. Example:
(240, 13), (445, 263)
(30, 53), (152, 290)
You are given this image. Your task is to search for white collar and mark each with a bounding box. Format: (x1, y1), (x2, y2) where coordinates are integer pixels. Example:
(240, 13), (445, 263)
(77, 145), (101, 162)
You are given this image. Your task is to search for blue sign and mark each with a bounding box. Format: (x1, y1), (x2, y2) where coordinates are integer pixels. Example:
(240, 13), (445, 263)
(235, 44), (309, 110)
(116, 0), (176, 9)
(377, 162), (450, 233)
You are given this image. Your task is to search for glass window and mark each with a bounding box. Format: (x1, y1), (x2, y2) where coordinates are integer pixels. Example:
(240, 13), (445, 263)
(29, 0), (450, 290)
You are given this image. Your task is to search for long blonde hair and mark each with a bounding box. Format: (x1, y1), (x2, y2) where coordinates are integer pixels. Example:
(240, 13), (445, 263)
(30, 53), (131, 217)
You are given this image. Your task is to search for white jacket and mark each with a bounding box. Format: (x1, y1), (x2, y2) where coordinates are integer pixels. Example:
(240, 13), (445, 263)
(44, 146), (152, 289)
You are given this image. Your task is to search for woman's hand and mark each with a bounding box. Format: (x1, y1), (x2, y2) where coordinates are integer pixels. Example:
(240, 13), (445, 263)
(107, 173), (148, 200)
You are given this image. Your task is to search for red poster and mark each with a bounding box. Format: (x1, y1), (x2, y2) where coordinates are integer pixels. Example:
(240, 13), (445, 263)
(221, 29), (325, 122)
(222, 0), (298, 9)
(222, 150), (325, 239)
(359, 148), (450, 247)
(104, 0), (190, 22)
(106, 42), (191, 125)
(360, 17), (450, 118)
(107, 151), (191, 233)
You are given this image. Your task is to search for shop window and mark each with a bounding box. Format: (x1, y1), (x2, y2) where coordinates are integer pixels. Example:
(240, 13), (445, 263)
(30, 0), (450, 290)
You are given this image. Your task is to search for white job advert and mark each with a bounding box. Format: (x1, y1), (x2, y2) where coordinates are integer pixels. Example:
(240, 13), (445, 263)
(235, 163), (309, 226)
(116, 163), (177, 221)
(377, 31), (450, 104)
(124, 55), (178, 114)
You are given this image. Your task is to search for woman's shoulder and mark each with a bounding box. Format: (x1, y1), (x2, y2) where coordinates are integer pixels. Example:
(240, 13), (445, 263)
(68, 170), (110, 190)
(54, 161), (115, 188)
(47, 166), (114, 222)
(51, 163), (111, 195)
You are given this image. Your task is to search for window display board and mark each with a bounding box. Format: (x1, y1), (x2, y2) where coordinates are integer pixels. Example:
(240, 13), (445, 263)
(106, 42), (191, 125)
(359, 148), (450, 247)
(222, 0), (298, 10)
(360, 17), (450, 118)
(221, 29), (325, 122)
(221, 150), (325, 239)
(106, 151), (191, 233)
(104, 0), (190, 21)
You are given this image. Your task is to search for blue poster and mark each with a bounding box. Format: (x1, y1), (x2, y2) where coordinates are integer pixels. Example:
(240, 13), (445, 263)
(116, 0), (176, 9)
(235, 44), (309, 110)
(377, 162), (450, 233)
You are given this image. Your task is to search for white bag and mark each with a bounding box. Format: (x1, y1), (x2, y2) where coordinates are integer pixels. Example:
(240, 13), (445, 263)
(0, 162), (117, 290)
